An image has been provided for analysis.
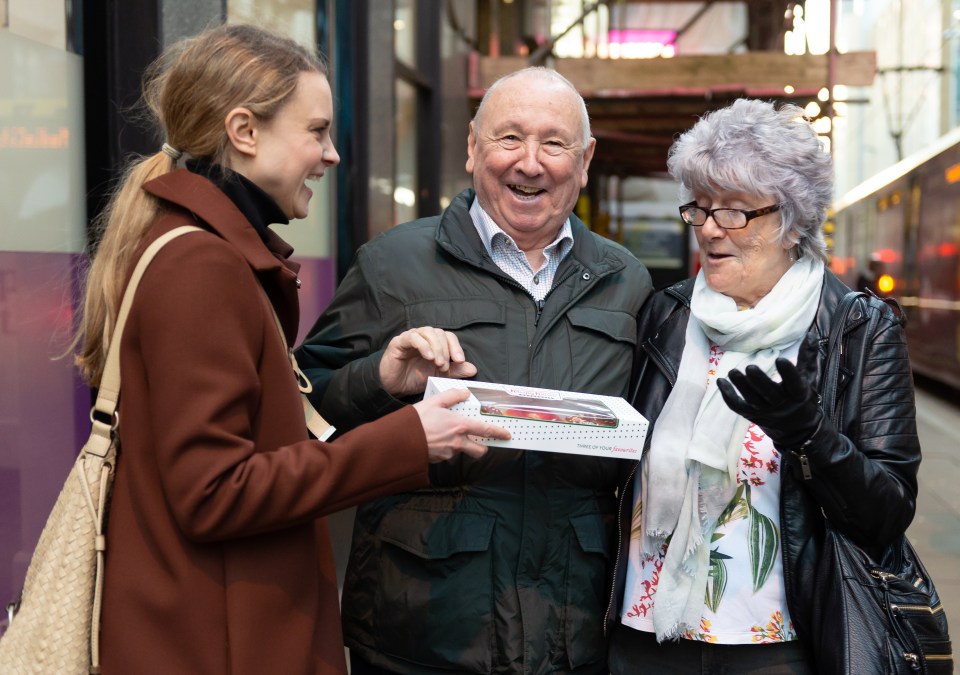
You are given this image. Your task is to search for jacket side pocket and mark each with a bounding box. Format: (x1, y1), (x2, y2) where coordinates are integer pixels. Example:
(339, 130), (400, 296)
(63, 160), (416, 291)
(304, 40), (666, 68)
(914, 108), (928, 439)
(564, 512), (612, 670)
(375, 509), (497, 673)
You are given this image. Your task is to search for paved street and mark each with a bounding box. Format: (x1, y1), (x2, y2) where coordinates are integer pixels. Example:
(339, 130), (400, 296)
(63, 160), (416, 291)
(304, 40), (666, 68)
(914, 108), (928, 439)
(909, 382), (960, 673)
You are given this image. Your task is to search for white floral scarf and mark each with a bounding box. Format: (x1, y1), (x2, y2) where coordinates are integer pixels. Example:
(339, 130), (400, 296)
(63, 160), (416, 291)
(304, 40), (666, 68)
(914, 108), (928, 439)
(640, 256), (824, 640)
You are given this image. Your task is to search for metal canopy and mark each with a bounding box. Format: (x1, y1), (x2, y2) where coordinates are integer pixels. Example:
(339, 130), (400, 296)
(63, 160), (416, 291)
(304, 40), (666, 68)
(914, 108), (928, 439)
(466, 0), (873, 178)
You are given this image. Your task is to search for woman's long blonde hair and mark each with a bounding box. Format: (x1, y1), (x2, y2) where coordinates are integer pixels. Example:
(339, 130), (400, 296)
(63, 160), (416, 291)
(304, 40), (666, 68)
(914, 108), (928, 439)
(75, 24), (326, 385)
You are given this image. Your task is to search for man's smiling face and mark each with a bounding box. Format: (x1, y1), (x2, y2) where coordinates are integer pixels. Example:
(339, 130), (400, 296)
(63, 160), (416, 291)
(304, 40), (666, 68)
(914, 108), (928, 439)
(466, 72), (595, 251)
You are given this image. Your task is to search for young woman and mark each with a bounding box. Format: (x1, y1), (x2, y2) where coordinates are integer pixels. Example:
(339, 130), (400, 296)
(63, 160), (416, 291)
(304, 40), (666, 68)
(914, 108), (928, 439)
(73, 24), (507, 674)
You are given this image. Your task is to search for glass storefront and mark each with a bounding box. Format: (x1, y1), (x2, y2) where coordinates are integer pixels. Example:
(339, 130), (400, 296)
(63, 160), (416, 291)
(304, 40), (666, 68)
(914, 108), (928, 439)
(0, 6), (87, 631)
(0, 0), (341, 634)
(228, 0), (338, 342)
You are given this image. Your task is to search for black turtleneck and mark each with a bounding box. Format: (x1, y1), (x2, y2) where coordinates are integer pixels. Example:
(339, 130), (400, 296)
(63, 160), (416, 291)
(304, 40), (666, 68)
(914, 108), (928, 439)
(186, 159), (289, 244)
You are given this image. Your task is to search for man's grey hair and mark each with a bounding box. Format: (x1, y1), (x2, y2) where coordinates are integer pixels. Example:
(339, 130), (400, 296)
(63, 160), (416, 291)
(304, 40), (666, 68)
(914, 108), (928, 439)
(472, 67), (592, 149)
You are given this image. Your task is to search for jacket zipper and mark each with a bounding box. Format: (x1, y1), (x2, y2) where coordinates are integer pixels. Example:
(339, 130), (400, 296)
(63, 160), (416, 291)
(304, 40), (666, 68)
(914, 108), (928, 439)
(535, 298), (546, 323)
(604, 461), (638, 636)
(473, 261), (549, 327)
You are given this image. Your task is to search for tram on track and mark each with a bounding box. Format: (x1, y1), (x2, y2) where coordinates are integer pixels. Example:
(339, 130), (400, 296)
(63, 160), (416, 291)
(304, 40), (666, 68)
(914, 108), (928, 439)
(832, 125), (960, 391)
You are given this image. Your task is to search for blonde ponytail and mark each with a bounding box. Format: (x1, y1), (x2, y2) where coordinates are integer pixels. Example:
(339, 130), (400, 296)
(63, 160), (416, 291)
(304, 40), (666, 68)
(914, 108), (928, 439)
(74, 152), (175, 385)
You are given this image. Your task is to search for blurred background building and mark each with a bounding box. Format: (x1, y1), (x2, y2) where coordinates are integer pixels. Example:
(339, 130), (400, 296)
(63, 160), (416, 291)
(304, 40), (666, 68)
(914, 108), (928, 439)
(3, 0), (960, 640)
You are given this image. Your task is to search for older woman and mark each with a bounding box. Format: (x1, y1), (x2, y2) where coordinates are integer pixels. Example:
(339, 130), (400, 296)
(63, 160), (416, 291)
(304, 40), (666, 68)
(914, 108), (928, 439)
(606, 99), (920, 673)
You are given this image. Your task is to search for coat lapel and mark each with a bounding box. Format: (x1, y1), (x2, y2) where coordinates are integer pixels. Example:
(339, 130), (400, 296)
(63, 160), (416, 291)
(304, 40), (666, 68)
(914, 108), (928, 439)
(143, 169), (301, 346)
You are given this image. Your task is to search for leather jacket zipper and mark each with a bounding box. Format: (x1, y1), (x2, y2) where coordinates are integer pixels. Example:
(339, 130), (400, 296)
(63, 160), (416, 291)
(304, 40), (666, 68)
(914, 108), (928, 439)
(604, 460), (638, 636)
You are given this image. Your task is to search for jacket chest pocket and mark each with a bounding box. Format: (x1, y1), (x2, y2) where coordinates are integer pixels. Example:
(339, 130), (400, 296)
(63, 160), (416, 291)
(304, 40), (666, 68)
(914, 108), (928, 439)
(563, 307), (637, 394)
(405, 299), (508, 377)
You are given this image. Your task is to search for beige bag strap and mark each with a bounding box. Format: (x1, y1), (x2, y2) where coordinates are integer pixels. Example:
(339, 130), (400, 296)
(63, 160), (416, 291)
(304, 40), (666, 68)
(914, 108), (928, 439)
(90, 225), (205, 432)
(83, 224), (203, 674)
(259, 288), (335, 441)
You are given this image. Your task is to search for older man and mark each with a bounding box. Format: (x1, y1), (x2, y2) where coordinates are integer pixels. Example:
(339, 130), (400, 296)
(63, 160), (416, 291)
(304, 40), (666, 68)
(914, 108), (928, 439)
(297, 67), (652, 675)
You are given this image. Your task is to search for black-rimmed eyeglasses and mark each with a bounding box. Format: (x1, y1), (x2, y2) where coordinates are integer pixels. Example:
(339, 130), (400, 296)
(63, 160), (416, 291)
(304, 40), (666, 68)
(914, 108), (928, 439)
(679, 202), (781, 230)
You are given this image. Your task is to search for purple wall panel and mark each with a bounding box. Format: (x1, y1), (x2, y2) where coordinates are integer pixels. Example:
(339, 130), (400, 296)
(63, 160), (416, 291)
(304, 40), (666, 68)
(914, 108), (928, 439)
(292, 255), (337, 346)
(0, 250), (87, 630)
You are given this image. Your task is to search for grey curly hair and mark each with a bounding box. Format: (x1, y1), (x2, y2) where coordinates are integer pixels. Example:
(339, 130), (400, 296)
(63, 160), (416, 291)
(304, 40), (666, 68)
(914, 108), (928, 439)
(666, 98), (834, 261)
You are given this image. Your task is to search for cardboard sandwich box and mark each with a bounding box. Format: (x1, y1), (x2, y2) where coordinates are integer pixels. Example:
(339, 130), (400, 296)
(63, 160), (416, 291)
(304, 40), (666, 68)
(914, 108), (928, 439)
(424, 377), (649, 459)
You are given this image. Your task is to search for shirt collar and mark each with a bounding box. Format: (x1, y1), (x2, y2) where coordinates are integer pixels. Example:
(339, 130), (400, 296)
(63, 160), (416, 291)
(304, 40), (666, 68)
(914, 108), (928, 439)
(468, 198), (573, 259)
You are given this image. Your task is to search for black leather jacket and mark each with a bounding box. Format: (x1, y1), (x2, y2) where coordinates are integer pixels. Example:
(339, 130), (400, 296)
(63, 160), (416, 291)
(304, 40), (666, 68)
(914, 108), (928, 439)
(605, 270), (921, 656)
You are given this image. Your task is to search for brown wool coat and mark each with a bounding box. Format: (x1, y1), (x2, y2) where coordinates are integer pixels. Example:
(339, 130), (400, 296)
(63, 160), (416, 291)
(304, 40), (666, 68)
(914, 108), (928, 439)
(98, 170), (430, 674)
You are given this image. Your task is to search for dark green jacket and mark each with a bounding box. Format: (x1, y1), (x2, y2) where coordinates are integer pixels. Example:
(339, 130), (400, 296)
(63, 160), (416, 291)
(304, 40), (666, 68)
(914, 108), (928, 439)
(297, 189), (652, 674)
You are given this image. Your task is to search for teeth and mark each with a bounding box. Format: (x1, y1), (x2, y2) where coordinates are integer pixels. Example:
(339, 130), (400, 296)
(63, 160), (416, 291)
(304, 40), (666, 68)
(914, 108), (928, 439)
(511, 185), (540, 194)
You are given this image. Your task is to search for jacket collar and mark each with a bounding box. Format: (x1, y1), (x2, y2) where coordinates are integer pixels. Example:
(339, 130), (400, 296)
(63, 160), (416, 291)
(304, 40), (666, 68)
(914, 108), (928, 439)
(435, 188), (626, 279)
(664, 277), (696, 308)
(142, 169), (302, 345)
(144, 169), (298, 274)
(185, 159), (289, 244)
(812, 269), (854, 341)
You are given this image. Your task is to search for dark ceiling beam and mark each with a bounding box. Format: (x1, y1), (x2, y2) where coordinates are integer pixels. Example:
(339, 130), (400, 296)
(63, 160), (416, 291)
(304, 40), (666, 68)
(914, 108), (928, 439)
(528, 0), (605, 65)
(746, 0), (794, 51)
(668, 0), (718, 45)
(591, 129), (676, 145)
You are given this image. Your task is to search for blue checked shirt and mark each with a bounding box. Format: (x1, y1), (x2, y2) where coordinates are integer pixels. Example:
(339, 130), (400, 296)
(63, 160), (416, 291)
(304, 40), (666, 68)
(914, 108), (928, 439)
(469, 199), (574, 303)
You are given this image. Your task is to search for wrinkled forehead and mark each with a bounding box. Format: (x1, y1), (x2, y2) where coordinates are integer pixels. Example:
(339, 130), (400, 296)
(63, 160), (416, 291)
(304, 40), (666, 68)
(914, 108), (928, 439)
(481, 78), (584, 139)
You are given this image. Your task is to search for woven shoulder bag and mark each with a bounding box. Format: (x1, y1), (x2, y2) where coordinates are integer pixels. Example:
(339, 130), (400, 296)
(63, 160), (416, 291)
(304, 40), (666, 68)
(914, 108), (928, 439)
(0, 225), (203, 674)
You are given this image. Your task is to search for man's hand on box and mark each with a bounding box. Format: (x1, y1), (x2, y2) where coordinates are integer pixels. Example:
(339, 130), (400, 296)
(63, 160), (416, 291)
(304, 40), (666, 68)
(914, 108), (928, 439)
(380, 327), (478, 398)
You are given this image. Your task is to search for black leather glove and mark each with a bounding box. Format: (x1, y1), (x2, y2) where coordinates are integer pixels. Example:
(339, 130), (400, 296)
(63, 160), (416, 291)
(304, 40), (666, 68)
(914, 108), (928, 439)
(716, 335), (823, 451)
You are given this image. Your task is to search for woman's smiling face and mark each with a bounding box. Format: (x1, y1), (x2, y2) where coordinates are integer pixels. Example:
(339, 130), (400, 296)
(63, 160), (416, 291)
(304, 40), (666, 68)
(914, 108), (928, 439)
(693, 190), (795, 308)
(230, 71), (340, 220)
